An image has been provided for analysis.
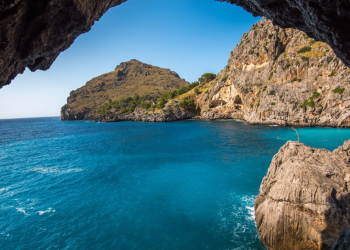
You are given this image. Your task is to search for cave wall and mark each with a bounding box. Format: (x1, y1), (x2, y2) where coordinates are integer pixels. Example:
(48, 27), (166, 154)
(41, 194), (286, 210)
(1, 0), (350, 89)
(0, 0), (125, 88)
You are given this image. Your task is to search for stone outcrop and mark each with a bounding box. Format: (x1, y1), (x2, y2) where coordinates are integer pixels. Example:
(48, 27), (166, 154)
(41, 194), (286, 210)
(60, 59), (189, 120)
(222, 0), (350, 68)
(2, 0), (350, 89)
(199, 18), (350, 127)
(254, 140), (350, 250)
(97, 102), (194, 122)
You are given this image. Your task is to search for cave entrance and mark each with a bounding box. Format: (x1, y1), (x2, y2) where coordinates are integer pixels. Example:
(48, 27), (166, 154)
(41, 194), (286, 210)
(233, 95), (243, 105)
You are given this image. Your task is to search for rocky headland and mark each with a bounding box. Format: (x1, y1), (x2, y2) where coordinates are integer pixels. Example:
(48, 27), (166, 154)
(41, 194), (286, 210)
(60, 59), (191, 121)
(255, 140), (350, 250)
(62, 19), (350, 127)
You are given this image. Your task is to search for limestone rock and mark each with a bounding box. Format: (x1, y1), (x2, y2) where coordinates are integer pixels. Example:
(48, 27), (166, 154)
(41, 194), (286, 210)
(198, 18), (350, 127)
(255, 140), (350, 250)
(222, 0), (350, 68)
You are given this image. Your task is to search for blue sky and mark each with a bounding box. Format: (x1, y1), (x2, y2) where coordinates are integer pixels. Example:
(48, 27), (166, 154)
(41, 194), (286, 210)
(0, 0), (260, 119)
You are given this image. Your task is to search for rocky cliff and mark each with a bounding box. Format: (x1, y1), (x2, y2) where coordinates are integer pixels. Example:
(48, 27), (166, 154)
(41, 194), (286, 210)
(254, 140), (350, 250)
(199, 18), (350, 127)
(221, 0), (350, 68)
(60, 59), (189, 120)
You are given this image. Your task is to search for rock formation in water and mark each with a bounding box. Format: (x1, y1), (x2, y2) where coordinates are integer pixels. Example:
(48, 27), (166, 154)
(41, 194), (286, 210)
(198, 18), (350, 127)
(255, 140), (350, 250)
(60, 59), (190, 120)
(2, 0), (350, 89)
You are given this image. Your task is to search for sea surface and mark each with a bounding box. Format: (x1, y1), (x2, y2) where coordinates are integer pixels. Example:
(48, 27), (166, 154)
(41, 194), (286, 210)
(1, 117), (350, 250)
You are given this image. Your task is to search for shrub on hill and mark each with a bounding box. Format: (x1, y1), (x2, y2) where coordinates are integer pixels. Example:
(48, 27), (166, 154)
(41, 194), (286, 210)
(297, 47), (312, 53)
(198, 73), (216, 84)
(179, 98), (196, 112)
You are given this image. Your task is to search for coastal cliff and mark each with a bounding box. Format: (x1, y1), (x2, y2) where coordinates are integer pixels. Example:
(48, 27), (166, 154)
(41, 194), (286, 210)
(255, 140), (350, 250)
(198, 18), (350, 127)
(62, 19), (350, 127)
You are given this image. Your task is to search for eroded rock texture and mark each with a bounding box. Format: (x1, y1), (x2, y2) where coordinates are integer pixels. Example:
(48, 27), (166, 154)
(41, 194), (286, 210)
(199, 18), (350, 127)
(0, 0), (125, 88)
(222, 0), (350, 69)
(255, 140), (350, 250)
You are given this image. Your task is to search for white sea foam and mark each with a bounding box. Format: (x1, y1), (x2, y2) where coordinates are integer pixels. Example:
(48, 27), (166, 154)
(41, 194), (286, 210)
(31, 167), (83, 174)
(38, 207), (55, 215)
(0, 187), (10, 192)
(217, 193), (258, 245)
(269, 125), (278, 127)
(16, 207), (29, 216)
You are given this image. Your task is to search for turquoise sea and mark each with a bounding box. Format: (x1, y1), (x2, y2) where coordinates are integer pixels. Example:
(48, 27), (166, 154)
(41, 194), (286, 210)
(1, 117), (349, 250)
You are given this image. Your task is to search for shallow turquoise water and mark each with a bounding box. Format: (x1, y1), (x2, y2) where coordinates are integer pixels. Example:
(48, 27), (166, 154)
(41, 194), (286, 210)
(0, 117), (349, 250)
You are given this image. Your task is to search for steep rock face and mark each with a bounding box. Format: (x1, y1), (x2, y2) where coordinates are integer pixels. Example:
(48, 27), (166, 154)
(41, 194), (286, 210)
(202, 18), (350, 127)
(255, 140), (350, 250)
(222, 0), (350, 68)
(60, 59), (189, 120)
(0, 0), (126, 89)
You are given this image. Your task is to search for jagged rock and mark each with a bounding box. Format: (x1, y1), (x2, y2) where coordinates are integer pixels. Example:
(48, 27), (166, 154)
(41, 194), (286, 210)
(255, 140), (350, 250)
(222, 0), (350, 69)
(199, 18), (350, 127)
(0, 0), (126, 89)
(97, 105), (194, 122)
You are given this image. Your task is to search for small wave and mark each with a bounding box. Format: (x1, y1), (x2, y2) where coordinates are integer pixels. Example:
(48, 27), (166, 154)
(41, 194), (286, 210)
(234, 119), (244, 122)
(217, 193), (258, 245)
(38, 207), (55, 215)
(241, 195), (256, 222)
(31, 167), (83, 174)
(269, 125), (278, 127)
(0, 187), (10, 192)
(16, 207), (29, 216)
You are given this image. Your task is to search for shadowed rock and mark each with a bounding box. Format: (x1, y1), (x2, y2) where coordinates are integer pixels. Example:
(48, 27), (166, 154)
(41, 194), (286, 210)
(0, 0), (126, 89)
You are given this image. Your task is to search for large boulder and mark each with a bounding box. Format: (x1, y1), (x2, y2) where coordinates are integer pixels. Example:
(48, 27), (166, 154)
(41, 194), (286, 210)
(255, 140), (350, 250)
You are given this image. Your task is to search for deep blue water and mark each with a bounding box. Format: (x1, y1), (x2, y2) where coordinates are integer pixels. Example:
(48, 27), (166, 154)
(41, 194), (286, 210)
(1, 117), (350, 250)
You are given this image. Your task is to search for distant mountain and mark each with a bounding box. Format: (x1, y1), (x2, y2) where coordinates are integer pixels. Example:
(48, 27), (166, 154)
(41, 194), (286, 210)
(60, 59), (189, 120)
